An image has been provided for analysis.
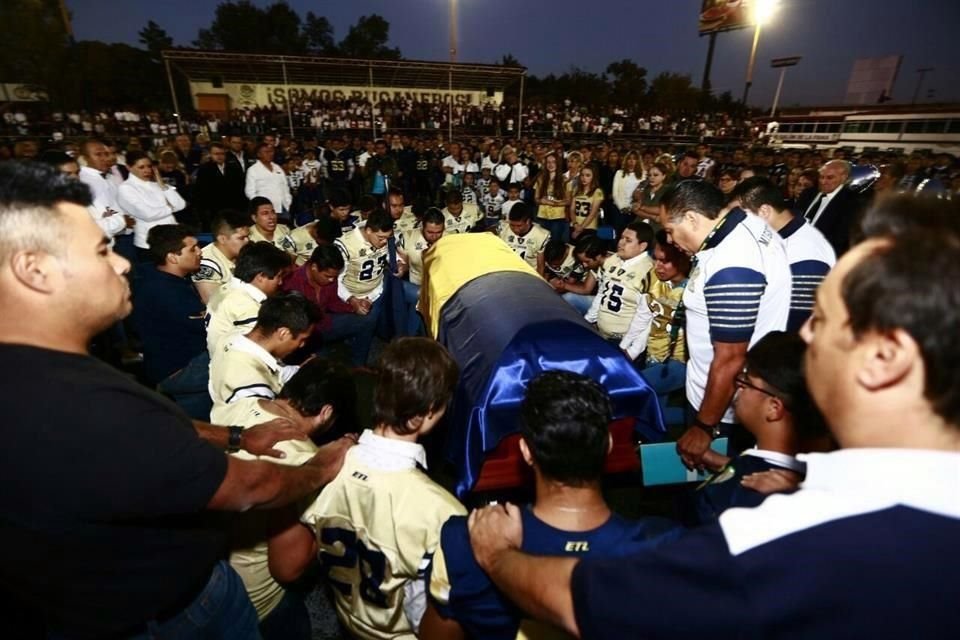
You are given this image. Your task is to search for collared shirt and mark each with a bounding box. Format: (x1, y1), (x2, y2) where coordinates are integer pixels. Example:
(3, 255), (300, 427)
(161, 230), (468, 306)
(205, 279), (267, 354)
(777, 215), (836, 331)
(208, 333), (298, 424)
(117, 174), (186, 249)
(684, 210), (790, 422)
(282, 263), (354, 332)
(245, 161), (292, 213)
(806, 183), (843, 225)
(78, 165), (128, 238)
(572, 448), (960, 638)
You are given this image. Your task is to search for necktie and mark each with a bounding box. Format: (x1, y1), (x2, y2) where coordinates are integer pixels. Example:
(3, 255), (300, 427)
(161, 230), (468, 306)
(805, 193), (825, 222)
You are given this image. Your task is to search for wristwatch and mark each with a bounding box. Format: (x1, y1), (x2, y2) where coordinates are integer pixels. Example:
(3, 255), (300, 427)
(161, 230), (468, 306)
(226, 425), (244, 453)
(693, 418), (721, 440)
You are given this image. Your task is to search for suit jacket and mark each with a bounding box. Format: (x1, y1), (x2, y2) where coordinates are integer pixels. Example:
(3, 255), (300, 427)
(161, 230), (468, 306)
(193, 161), (247, 217)
(796, 186), (861, 256)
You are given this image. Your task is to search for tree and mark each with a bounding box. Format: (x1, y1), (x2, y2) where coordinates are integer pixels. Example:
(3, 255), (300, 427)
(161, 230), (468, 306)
(194, 1), (305, 54)
(0, 0), (70, 100)
(138, 20), (173, 62)
(303, 11), (335, 55)
(606, 59), (648, 108)
(499, 53), (521, 67)
(337, 15), (401, 60)
(648, 72), (702, 111)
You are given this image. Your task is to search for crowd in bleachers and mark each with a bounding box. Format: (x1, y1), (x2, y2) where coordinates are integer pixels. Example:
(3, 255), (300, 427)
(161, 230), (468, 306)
(2, 98), (757, 141)
(2, 119), (960, 639)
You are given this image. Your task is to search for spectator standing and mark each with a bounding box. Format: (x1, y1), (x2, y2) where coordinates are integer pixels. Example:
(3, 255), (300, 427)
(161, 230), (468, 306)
(245, 143), (292, 221)
(194, 142), (248, 229)
(117, 151), (186, 257)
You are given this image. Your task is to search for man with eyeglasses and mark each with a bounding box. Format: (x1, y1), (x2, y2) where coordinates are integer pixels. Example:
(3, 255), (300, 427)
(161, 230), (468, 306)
(690, 331), (828, 524)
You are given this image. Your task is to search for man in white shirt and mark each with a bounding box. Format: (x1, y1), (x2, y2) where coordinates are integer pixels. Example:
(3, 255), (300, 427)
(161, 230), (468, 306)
(661, 181), (790, 469)
(736, 177), (836, 332)
(245, 143), (292, 220)
(493, 146), (529, 187)
(77, 139), (134, 242)
(466, 224), (960, 640)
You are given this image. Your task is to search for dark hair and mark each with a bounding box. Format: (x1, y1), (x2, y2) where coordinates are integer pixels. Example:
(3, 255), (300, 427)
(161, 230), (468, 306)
(573, 234), (605, 259)
(422, 207), (445, 227)
(412, 196), (432, 218)
(248, 196), (274, 219)
(372, 337), (459, 435)
(328, 188), (351, 208)
(624, 219), (655, 247)
(445, 189), (463, 205)
(125, 150), (150, 167)
(233, 241), (291, 282)
(735, 176), (786, 212)
(654, 229), (690, 274)
(211, 209), (252, 237)
(682, 150), (700, 162)
(544, 239), (567, 264)
(842, 230), (960, 426)
(308, 243), (344, 271)
(255, 291), (320, 336)
(508, 202), (533, 222)
(745, 331), (827, 440)
(255, 142), (271, 156)
(358, 195), (378, 214)
(856, 195), (960, 243)
(209, 142), (226, 152)
(365, 208), (394, 233)
(520, 371), (612, 485)
(0, 161), (91, 208)
(387, 186), (404, 200)
(661, 179), (725, 221)
(507, 182), (522, 191)
(279, 358), (357, 427)
(146, 224), (192, 266)
(38, 150), (75, 168)
(311, 215), (340, 244)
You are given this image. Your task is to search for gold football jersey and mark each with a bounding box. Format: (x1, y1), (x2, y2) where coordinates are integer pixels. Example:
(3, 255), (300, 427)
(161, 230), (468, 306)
(571, 189), (604, 230)
(596, 253), (654, 339)
(193, 242), (234, 285)
(644, 274), (687, 363)
(204, 280), (265, 354)
(250, 223), (297, 254)
(335, 227), (390, 298)
(498, 223), (551, 270)
(300, 444), (465, 640)
(399, 228), (434, 287)
(442, 203), (482, 234)
(289, 223), (319, 266)
(208, 334), (285, 424)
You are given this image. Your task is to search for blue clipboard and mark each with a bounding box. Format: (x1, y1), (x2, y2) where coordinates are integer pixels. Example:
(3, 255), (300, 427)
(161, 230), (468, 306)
(639, 438), (729, 486)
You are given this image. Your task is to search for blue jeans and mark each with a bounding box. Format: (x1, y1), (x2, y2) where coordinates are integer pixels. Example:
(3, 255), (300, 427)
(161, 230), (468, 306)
(92, 560), (260, 640)
(158, 350), (212, 421)
(537, 217), (569, 244)
(323, 304), (379, 366)
(259, 589), (311, 640)
(398, 279), (425, 336)
(641, 359), (687, 427)
(562, 292), (594, 316)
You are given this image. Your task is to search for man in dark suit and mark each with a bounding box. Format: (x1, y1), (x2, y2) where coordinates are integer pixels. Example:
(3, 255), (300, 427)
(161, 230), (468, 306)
(193, 142), (247, 231)
(795, 159), (861, 256)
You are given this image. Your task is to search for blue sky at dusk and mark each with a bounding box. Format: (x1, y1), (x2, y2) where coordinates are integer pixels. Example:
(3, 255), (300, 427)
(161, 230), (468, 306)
(66, 0), (960, 107)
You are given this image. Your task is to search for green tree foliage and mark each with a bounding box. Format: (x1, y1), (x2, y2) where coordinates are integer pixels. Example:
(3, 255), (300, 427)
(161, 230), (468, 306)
(337, 15), (401, 60)
(194, 1), (305, 53)
(606, 59), (648, 108)
(303, 11), (335, 55)
(0, 0), (71, 96)
(138, 20), (173, 62)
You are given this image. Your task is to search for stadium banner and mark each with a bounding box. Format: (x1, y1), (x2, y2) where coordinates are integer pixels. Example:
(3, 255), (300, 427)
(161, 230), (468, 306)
(188, 81), (501, 109)
(699, 0), (752, 35)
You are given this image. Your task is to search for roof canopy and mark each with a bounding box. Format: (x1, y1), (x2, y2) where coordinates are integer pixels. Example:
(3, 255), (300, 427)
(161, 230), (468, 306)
(162, 49), (525, 91)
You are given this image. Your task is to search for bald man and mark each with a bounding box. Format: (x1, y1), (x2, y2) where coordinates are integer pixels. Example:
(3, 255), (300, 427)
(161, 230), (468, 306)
(796, 159), (862, 255)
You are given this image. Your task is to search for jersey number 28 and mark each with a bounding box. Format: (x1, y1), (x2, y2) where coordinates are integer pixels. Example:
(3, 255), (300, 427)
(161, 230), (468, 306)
(321, 527), (389, 607)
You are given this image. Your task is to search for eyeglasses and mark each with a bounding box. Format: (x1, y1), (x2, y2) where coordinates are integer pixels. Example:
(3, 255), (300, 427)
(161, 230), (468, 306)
(734, 371), (780, 398)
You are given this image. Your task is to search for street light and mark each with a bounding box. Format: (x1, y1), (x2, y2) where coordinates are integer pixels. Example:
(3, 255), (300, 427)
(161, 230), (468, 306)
(770, 56), (801, 117)
(742, 0), (779, 106)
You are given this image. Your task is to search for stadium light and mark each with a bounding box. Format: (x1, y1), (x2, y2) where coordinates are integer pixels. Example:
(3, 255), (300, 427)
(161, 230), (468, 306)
(743, 0), (780, 106)
(753, 0), (779, 26)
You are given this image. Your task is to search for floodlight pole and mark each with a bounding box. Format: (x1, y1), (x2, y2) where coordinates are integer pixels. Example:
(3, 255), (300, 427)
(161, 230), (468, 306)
(517, 72), (525, 139)
(769, 56), (801, 118)
(448, 0), (457, 141)
(369, 63), (377, 140)
(912, 67), (933, 105)
(163, 57), (183, 133)
(742, 21), (762, 106)
(281, 59), (294, 139)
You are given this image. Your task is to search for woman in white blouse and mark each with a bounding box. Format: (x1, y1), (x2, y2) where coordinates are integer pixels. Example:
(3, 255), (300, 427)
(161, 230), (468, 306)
(118, 150), (186, 252)
(611, 151), (644, 214)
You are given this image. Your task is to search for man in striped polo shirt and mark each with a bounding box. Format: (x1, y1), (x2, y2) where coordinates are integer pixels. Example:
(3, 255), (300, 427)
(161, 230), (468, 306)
(660, 181), (791, 468)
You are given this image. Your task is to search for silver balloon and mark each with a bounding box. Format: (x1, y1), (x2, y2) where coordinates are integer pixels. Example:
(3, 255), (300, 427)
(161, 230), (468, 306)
(847, 164), (880, 193)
